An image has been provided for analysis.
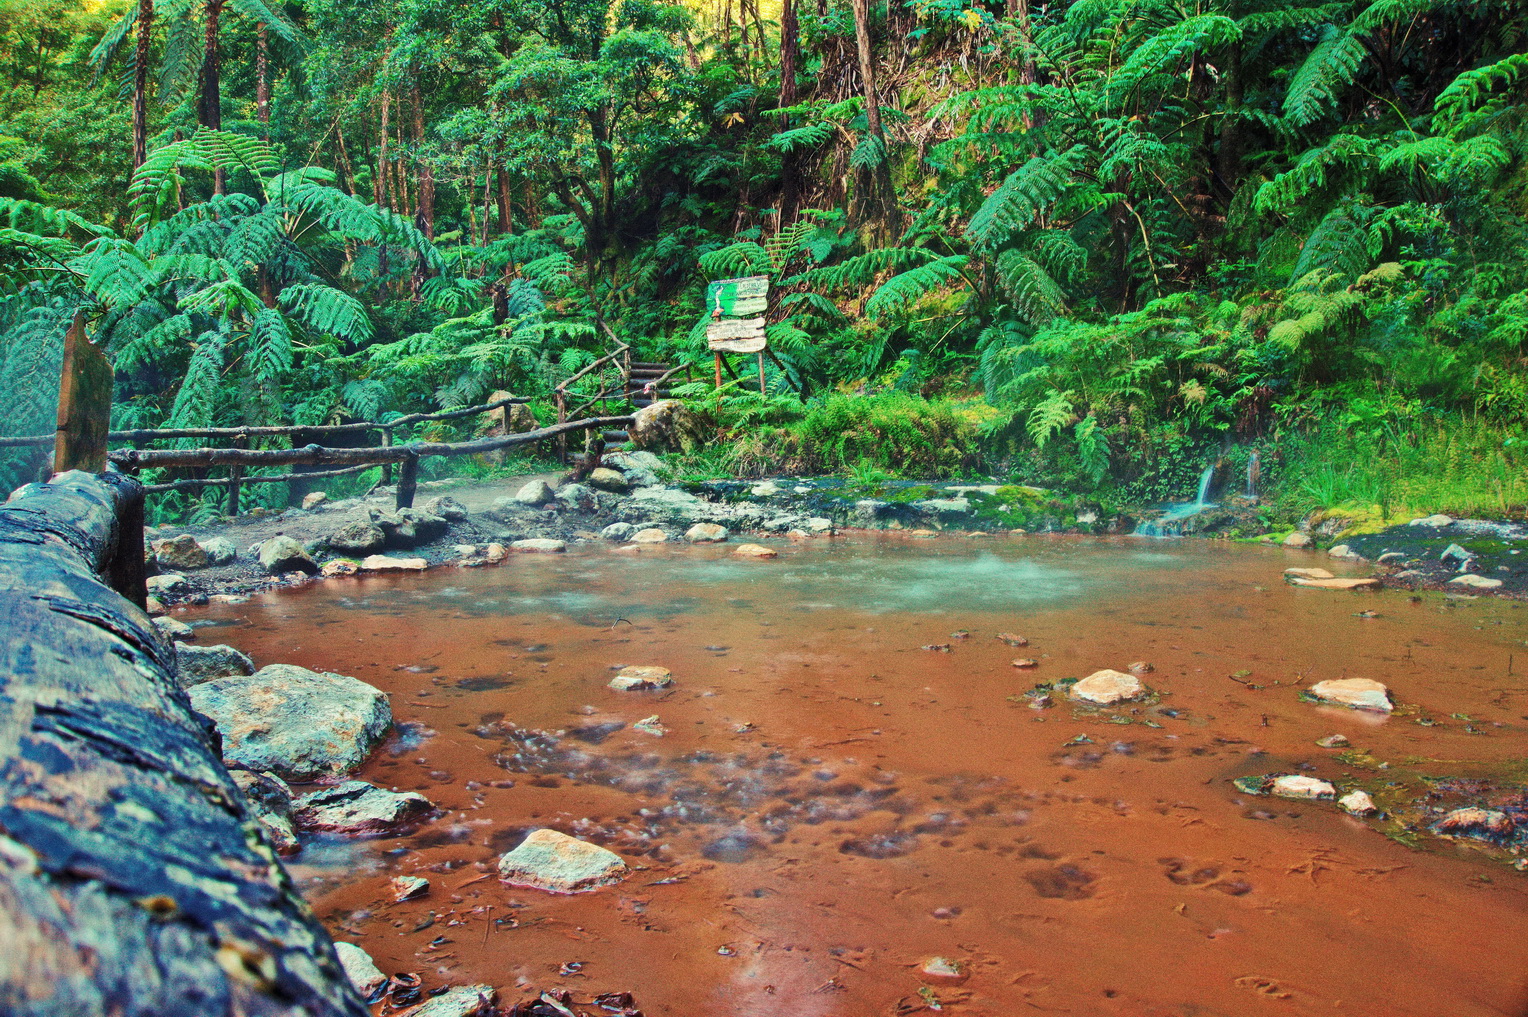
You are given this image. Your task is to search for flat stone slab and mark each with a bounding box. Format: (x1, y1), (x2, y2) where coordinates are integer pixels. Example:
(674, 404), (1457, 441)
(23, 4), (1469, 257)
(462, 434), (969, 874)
(1068, 669), (1146, 705)
(498, 829), (628, 893)
(1449, 574), (1503, 590)
(293, 780), (432, 836)
(1284, 567), (1335, 581)
(360, 554), (428, 572)
(1307, 677), (1393, 713)
(334, 942), (388, 1001)
(1287, 576), (1380, 591)
(188, 664), (393, 781)
(409, 985), (497, 1017)
(630, 528), (669, 543)
(733, 543), (778, 558)
(1234, 773), (1337, 800)
(609, 665), (674, 691)
(512, 538), (567, 553)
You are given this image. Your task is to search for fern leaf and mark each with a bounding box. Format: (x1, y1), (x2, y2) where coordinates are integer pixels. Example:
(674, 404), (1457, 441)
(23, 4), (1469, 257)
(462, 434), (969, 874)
(865, 255), (969, 318)
(965, 146), (1088, 249)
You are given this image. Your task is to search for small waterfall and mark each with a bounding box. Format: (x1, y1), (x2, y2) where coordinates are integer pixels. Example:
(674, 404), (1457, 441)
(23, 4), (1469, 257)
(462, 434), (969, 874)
(1246, 452), (1260, 498)
(1134, 465), (1218, 537)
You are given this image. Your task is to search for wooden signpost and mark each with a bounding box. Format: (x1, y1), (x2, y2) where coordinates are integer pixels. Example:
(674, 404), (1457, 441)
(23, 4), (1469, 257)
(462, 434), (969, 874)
(706, 275), (769, 394)
(54, 310), (113, 474)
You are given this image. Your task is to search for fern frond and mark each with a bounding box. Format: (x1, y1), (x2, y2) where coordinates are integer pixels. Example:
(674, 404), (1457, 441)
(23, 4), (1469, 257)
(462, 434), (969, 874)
(1283, 25), (1367, 126)
(865, 255), (970, 318)
(280, 283), (374, 343)
(965, 146), (1088, 249)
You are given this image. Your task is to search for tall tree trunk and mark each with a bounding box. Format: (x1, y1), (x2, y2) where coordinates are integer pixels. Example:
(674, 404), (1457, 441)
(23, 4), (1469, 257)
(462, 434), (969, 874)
(200, 0), (226, 193)
(1217, 39), (1244, 205)
(132, 0), (153, 170)
(496, 166), (513, 235)
(587, 105), (616, 281)
(778, 0), (801, 227)
(256, 22), (270, 139)
(850, 0), (896, 233)
(410, 87), (434, 299)
(375, 89), (390, 298)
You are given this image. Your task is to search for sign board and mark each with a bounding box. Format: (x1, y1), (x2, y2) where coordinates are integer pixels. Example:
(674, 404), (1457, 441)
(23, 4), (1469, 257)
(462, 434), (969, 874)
(706, 276), (769, 319)
(54, 310), (112, 474)
(706, 317), (767, 353)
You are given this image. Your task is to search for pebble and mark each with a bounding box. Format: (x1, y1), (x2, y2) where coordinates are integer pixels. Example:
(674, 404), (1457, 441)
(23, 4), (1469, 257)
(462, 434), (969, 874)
(1316, 734), (1350, 749)
(1270, 775), (1337, 800)
(1339, 791), (1376, 815)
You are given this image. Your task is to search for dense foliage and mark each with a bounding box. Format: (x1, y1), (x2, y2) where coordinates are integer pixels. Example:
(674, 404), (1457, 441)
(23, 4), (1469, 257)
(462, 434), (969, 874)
(1, 0), (1525, 513)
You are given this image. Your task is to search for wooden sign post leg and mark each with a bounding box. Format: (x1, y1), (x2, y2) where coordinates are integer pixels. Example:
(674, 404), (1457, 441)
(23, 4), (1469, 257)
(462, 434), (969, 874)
(757, 351), (767, 395)
(54, 310), (113, 475)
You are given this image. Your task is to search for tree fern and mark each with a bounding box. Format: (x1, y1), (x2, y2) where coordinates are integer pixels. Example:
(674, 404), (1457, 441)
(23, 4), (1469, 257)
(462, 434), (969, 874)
(864, 255), (969, 318)
(1283, 25), (1368, 126)
(965, 146), (1088, 250)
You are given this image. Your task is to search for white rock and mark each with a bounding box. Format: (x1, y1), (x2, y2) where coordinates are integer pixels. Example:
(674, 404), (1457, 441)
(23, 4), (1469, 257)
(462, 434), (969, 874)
(359, 554), (428, 572)
(920, 957), (965, 980)
(1410, 514), (1454, 527)
(484, 542), (507, 561)
(146, 573), (190, 595)
(1282, 532), (1314, 548)
(1308, 677), (1393, 713)
(750, 481), (782, 497)
(1449, 574), (1503, 590)
(609, 666), (673, 691)
(301, 491), (328, 510)
(685, 523), (728, 542)
(1328, 544), (1363, 560)
(453, 544), (478, 557)
(514, 479), (555, 505)
(497, 829), (627, 893)
(1271, 775), (1336, 800)
(1286, 576), (1381, 591)
(153, 616), (195, 641)
(512, 538), (566, 553)
(601, 522), (636, 541)
(805, 517), (834, 534)
(1068, 669), (1146, 705)
(1339, 790), (1377, 815)
(334, 942), (388, 1000)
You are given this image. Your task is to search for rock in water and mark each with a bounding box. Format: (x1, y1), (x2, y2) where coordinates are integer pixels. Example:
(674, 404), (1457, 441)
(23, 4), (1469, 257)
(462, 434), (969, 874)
(409, 985), (497, 1017)
(152, 616), (195, 641)
(629, 399), (704, 452)
(497, 829), (628, 893)
(257, 534), (316, 574)
(1068, 669), (1146, 705)
(1307, 677), (1393, 713)
(1339, 790), (1377, 816)
(685, 522), (729, 543)
(1282, 532), (1314, 548)
(326, 521), (386, 555)
(1284, 567), (1335, 581)
(174, 641), (255, 686)
(292, 780), (432, 836)
(514, 479), (555, 505)
(920, 957), (965, 981)
(359, 554), (428, 572)
(152, 534), (210, 571)
(733, 543), (778, 558)
(631, 528), (669, 544)
(609, 665), (674, 691)
(601, 522), (636, 541)
(188, 664), (393, 781)
(587, 467), (631, 493)
(1286, 576), (1381, 591)
(230, 769), (299, 856)
(1450, 574), (1503, 590)
(1270, 775), (1337, 800)
(512, 538), (567, 553)
(1432, 807), (1515, 843)
(333, 942), (389, 1001)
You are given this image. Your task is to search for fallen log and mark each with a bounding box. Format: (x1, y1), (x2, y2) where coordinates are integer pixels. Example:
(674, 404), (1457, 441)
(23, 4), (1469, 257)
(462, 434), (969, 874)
(0, 471), (368, 1017)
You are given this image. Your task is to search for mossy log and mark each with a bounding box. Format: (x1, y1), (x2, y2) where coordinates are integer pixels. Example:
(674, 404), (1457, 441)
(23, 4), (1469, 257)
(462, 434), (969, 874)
(0, 471), (368, 1017)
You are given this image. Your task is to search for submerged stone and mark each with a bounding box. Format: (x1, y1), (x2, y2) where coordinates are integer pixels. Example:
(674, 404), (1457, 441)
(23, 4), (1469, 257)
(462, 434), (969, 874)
(1308, 678), (1393, 713)
(497, 829), (628, 893)
(1284, 567), (1335, 581)
(921, 957), (965, 981)
(1068, 669), (1146, 705)
(1287, 576), (1381, 591)
(512, 538), (567, 552)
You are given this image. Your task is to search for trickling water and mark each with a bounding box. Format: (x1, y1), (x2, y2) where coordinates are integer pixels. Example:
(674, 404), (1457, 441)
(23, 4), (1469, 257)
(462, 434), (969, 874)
(1134, 464), (1217, 537)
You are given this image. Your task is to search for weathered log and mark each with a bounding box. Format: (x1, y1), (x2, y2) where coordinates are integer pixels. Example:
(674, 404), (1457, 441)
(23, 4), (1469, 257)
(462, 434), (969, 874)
(0, 471), (368, 1017)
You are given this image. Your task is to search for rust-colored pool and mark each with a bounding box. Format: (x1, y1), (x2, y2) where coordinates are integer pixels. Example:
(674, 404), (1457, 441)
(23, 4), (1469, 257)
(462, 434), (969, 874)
(190, 535), (1528, 1016)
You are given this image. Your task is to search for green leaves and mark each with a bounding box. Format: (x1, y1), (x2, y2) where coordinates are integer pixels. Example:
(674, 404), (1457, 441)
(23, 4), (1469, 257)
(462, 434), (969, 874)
(965, 147), (1088, 250)
(865, 255), (969, 318)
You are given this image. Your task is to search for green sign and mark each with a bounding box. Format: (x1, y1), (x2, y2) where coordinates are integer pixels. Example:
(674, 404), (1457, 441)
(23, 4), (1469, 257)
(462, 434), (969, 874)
(706, 276), (769, 318)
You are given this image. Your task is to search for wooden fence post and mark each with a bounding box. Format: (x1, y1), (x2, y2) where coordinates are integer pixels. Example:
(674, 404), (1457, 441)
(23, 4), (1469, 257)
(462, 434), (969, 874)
(379, 427), (393, 484)
(395, 451), (418, 510)
(224, 434), (246, 517)
(54, 310), (113, 475)
(555, 390), (568, 463)
(107, 477), (148, 610)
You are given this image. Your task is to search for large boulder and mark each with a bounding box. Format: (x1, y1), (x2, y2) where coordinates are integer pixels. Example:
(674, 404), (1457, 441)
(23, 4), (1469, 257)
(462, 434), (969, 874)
(686, 523), (728, 543)
(152, 534), (210, 571)
(200, 535), (237, 565)
(257, 535), (316, 575)
(174, 641), (255, 686)
(498, 829), (628, 893)
(587, 467), (631, 493)
(423, 495), (470, 522)
(188, 664), (393, 781)
(231, 769), (300, 856)
(603, 449), (667, 488)
(292, 780), (432, 837)
(629, 399), (704, 452)
(369, 508), (449, 548)
(326, 521), (386, 556)
(514, 479), (556, 506)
